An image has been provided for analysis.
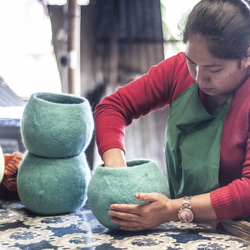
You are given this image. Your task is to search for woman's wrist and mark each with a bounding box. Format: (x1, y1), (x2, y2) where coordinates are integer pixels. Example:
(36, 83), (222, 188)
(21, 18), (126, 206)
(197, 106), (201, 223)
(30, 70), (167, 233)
(168, 193), (217, 223)
(167, 198), (183, 222)
(102, 148), (127, 168)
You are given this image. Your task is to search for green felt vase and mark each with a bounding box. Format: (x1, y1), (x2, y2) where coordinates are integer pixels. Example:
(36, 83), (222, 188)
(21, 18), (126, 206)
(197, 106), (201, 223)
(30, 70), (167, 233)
(21, 92), (94, 158)
(87, 160), (169, 230)
(17, 152), (91, 215)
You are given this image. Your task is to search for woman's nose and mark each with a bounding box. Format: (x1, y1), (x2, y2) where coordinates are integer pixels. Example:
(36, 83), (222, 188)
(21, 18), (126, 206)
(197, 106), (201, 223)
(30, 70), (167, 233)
(195, 66), (209, 84)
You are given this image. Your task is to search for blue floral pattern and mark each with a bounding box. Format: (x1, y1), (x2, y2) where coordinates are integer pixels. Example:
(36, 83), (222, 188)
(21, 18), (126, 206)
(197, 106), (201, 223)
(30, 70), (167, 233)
(0, 200), (249, 249)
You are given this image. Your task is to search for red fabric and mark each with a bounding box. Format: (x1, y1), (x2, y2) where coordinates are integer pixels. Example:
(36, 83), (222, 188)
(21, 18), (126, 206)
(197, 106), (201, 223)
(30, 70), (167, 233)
(0, 152), (23, 200)
(95, 52), (250, 221)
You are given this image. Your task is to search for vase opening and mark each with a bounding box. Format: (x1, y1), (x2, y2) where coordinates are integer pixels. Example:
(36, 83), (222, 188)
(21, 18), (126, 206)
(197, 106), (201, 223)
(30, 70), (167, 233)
(127, 160), (150, 167)
(34, 92), (84, 105)
(100, 159), (151, 169)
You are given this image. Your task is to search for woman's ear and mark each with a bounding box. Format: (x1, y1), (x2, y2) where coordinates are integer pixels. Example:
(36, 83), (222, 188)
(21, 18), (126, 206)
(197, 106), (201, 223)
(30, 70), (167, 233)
(241, 46), (250, 69)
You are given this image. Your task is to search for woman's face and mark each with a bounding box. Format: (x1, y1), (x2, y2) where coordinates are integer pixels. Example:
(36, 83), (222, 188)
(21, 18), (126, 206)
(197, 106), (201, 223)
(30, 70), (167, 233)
(185, 35), (249, 97)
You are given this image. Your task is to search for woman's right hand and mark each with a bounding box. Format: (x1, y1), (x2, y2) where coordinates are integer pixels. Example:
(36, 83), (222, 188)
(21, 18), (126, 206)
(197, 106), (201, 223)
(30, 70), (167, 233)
(102, 148), (127, 168)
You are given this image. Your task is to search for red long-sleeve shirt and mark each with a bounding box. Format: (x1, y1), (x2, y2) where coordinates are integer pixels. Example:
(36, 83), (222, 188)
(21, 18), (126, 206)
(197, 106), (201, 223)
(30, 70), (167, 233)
(95, 52), (250, 221)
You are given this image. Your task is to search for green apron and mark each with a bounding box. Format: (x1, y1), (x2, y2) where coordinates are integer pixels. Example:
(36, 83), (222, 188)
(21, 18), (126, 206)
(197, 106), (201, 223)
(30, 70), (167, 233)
(165, 82), (233, 198)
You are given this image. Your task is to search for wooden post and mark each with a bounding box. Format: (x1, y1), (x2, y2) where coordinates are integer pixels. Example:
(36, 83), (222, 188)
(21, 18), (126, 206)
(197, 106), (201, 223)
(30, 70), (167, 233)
(109, 1), (119, 88)
(67, 0), (81, 96)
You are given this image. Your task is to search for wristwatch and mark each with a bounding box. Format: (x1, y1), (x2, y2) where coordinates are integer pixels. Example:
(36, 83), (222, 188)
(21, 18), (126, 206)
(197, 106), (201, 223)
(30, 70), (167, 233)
(178, 196), (194, 223)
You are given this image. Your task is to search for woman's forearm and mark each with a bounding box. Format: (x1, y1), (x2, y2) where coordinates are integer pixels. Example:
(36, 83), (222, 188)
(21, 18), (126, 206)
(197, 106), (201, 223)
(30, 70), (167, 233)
(190, 193), (217, 221)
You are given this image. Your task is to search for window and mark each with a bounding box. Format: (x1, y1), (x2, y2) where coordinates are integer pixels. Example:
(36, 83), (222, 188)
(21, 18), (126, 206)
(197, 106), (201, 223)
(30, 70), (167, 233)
(0, 0), (61, 100)
(161, 0), (200, 58)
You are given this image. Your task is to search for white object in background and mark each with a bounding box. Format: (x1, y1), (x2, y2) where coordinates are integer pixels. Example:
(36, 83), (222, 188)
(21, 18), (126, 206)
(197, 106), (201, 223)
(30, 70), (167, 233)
(0, 146), (4, 184)
(0, 106), (25, 119)
(69, 50), (78, 70)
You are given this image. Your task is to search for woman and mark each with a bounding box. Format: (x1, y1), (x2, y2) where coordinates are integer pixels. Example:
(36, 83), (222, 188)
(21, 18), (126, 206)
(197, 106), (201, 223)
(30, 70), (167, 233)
(95, 0), (250, 231)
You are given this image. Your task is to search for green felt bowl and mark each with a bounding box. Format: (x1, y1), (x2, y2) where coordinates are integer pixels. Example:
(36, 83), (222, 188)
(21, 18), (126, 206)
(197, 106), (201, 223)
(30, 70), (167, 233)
(17, 152), (91, 215)
(21, 92), (94, 158)
(87, 160), (169, 230)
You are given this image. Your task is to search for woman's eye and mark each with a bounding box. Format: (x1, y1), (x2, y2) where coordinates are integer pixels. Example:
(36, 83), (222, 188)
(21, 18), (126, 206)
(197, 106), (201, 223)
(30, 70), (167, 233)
(187, 60), (196, 66)
(210, 68), (223, 73)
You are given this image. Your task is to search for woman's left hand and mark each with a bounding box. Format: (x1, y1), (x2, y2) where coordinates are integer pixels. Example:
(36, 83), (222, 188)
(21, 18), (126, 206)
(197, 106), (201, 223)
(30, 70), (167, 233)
(108, 193), (175, 231)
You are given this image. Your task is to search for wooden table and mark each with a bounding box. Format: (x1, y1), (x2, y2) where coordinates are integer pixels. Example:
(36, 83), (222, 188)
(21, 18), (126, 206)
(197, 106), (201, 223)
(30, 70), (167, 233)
(220, 219), (250, 242)
(0, 199), (250, 249)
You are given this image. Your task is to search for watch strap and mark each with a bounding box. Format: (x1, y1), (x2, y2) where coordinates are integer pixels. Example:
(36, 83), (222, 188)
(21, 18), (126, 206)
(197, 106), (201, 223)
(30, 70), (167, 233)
(178, 196), (194, 223)
(183, 196), (192, 209)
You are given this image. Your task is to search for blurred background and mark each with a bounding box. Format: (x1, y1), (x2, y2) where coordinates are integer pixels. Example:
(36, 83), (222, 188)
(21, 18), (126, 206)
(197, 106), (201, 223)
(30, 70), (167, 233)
(0, 0), (199, 173)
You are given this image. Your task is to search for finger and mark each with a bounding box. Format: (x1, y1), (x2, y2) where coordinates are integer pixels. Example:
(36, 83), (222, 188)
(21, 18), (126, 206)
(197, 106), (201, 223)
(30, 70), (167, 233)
(109, 209), (140, 221)
(110, 204), (141, 214)
(111, 217), (141, 228)
(135, 192), (162, 202)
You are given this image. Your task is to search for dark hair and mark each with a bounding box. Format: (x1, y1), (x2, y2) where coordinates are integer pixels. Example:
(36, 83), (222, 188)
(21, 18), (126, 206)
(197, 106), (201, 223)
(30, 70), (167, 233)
(183, 0), (250, 59)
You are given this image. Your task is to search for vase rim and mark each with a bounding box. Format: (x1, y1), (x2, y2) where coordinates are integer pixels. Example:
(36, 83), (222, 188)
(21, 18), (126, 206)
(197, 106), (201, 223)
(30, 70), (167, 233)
(32, 92), (86, 105)
(98, 159), (157, 170)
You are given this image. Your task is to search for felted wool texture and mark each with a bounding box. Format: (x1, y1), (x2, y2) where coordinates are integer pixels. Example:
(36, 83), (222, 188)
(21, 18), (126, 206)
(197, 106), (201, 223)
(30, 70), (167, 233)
(17, 152), (91, 215)
(21, 92), (94, 158)
(0, 147), (4, 184)
(87, 160), (169, 230)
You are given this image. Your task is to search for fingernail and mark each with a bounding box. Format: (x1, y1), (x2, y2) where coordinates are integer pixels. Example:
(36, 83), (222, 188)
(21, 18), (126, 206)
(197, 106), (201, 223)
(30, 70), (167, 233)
(136, 193), (140, 198)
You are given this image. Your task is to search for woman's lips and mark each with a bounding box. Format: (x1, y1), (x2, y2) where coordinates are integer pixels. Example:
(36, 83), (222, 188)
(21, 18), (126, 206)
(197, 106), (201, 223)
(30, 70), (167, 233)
(199, 87), (215, 94)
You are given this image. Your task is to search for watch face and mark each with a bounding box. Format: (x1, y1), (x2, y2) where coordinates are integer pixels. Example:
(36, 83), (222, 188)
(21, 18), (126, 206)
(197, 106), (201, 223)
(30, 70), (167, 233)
(179, 208), (194, 223)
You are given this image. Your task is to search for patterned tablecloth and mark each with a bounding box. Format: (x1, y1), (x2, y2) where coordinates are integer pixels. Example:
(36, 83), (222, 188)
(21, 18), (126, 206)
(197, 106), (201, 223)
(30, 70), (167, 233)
(0, 199), (249, 250)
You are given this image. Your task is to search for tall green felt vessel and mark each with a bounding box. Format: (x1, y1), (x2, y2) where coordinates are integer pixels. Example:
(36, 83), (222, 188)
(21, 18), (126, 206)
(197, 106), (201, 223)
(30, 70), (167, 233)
(21, 92), (94, 158)
(87, 160), (169, 230)
(17, 152), (91, 215)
